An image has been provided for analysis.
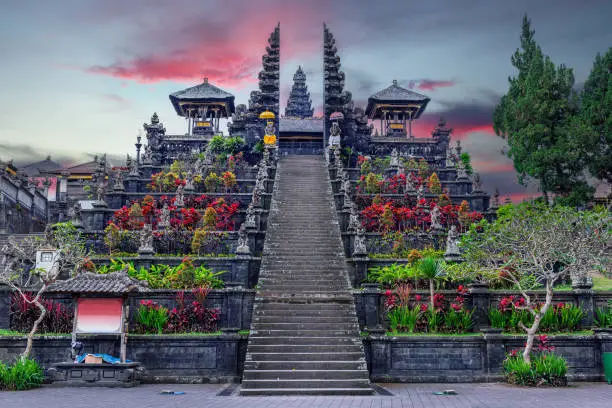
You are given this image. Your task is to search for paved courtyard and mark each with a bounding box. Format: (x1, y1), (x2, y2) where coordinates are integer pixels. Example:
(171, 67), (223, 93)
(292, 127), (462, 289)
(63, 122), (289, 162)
(1, 382), (610, 408)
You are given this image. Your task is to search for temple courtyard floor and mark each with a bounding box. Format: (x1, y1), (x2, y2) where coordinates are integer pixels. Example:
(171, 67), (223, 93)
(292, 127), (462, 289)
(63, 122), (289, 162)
(1, 382), (610, 408)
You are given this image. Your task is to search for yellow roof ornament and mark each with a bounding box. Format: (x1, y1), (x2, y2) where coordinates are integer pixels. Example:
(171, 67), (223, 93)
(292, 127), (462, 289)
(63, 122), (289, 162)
(259, 110), (275, 120)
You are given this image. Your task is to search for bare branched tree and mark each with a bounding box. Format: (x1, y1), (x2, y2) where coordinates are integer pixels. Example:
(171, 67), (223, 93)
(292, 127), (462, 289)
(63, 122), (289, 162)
(0, 222), (89, 358)
(460, 204), (610, 363)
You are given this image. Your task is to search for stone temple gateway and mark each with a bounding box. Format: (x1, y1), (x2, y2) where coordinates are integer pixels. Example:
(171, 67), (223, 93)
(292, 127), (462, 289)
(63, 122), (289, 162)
(16, 23), (606, 397)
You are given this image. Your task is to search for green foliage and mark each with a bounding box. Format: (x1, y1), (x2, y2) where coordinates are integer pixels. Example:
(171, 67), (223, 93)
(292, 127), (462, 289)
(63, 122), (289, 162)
(417, 257), (446, 281)
(388, 305), (421, 333)
(367, 263), (417, 286)
(96, 259), (225, 289)
(0, 358), (44, 391)
(504, 353), (567, 386)
(488, 309), (507, 329)
(208, 135), (246, 156)
(136, 303), (168, 334)
(364, 172), (382, 194)
(580, 47), (612, 183)
(443, 308), (473, 334)
(594, 306), (612, 328)
(493, 15), (593, 204)
(427, 309), (442, 333)
(459, 153), (473, 175)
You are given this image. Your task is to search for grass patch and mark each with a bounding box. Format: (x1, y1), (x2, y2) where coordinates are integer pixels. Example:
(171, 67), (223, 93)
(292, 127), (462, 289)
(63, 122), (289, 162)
(385, 332), (482, 337)
(238, 330), (250, 336)
(502, 330), (594, 336)
(593, 276), (612, 291)
(131, 331), (222, 337)
(0, 329), (71, 337)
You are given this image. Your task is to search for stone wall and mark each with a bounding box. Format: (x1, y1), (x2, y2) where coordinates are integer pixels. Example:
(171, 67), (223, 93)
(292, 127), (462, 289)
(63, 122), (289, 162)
(353, 285), (612, 332)
(0, 288), (256, 331)
(363, 330), (612, 382)
(0, 333), (247, 383)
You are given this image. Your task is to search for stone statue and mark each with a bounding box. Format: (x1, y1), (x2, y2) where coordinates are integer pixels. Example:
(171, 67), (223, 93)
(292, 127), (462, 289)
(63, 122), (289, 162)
(236, 224), (250, 255)
(405, 174), (416, 193)
(347, 205), (361, 233)
(353, 226), (367, 256)
(138, 223), (154, 255)
(158, 203), (170, 229)
(113, 170), (124, 191)
(175, 183), (184, 207)
(264, 121), (276, 136)
(390, 148), (400, 167)
(491, 188), (500, 209)
(70, 202), (82, 227)
(185, 170), (195, 191)
(142, 144), (152, 164)
(472, 173), (483, 191)
(444, 225), (461, 261)
(430, 205), (442, 230)
(245, 203), (257, 229)
(96, 180), (107, 202)
(128, 154), (139, 177)
(329, 122), (341, 148)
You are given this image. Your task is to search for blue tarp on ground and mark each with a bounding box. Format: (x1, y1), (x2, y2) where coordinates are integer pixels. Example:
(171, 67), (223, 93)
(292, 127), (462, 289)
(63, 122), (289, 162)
(75, 354), (131, 364)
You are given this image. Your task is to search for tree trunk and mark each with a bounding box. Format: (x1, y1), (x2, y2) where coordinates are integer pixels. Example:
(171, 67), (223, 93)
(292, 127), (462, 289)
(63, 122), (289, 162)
(22, 299), (47, 359)
(522, 280), (554, 364)
(429, 278), (435, 311)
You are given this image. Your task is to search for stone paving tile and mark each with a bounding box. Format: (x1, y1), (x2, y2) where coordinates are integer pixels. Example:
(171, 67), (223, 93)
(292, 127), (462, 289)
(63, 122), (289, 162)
(0, 382), (610, 408)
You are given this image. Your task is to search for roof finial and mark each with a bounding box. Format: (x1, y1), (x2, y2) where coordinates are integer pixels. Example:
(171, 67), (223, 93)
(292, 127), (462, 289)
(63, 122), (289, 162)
(392, 79), (398, 86)
(203, 77), (208, 84)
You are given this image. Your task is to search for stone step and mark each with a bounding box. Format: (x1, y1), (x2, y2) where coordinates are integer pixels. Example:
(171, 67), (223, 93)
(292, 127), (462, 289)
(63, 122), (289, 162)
(253, 310), (355, 318)
(242, 379), (371, 389)
(248, 336), (361, 346)
(243, 360), (367, 371)
(247, 344), (362, 353)
(240, 387), (374, 396)
(252, 322), (359, 331)
(258, 287), (349, 293)
(247, 352), (365, 363)
(242, 369), (369, 380)
(250, 329), (359, 337)
(257, 299), (355, 306)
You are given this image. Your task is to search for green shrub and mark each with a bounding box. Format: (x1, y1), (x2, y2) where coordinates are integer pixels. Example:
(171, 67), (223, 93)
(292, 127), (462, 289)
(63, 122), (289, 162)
(503, 353), (568, 387)
(557, 305), (583, 332)
(0, 358), (44, 391)
(367, 263), (417, 287)
(488, 309), (508, 329)
(136, 301), (169, 334)
(427, 309), (442, 333)
(503, 355), (533, 385)
(388, 306), (421, 333)
(594, 306), (612, 328)
(443, 308), (473, 333)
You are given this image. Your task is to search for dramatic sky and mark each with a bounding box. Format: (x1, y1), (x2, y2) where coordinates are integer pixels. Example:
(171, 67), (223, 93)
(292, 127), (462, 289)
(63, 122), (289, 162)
(1, 0), (611, 200)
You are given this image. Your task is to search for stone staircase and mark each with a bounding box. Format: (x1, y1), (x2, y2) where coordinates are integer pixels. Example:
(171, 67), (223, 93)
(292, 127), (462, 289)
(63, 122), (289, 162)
(240, 155), (373, 396)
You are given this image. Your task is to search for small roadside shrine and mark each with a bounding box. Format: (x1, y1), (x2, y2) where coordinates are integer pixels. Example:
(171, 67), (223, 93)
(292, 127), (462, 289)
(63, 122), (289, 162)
(46, 268), (150, 387)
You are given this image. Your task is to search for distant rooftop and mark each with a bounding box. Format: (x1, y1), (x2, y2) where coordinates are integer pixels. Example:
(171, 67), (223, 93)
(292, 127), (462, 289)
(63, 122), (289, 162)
(21, 156), (62, 177)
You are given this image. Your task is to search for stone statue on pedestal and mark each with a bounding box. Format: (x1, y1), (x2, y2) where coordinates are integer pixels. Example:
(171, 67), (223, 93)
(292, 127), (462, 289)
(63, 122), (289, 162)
(444, 225), (462, 262)
(353, 226), (367, 256)
(430, 205), (442, 230)
(175, 184), (184, 207)
(158, 203), (170, 229)
(185, 170), (195, 191)
(138, 223), (154, 255)
(236, 224), (250, 255)
(329, 122), (341, 148)
(245, 203), (257, 229)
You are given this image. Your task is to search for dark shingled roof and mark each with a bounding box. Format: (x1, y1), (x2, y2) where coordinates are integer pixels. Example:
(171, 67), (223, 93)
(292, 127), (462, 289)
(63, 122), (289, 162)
(370, 80), (430, 102)
(279, 118), (324, 133)
(169, 78), (236, 117)
(48, 270), (150, 295)
(21, 157), (63, 177)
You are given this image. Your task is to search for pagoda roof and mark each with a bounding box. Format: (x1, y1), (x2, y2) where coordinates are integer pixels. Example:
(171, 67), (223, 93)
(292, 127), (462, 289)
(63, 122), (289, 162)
(21, 156), (62, 177)
(366, 80), (430, 119)
(169, 78), (235, 117)
(280, 118), (324, 133)
(48, 269), (150, 295)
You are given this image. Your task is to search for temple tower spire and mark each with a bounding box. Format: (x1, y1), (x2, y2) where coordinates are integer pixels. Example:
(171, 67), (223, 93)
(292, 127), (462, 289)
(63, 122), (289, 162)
(284, 66), (314, 118)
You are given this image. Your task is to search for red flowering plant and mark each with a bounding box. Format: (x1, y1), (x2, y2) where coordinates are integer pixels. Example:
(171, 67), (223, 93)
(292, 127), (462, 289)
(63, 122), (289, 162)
(10, 293), (74, 334)
(165, 289), (220, 333)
